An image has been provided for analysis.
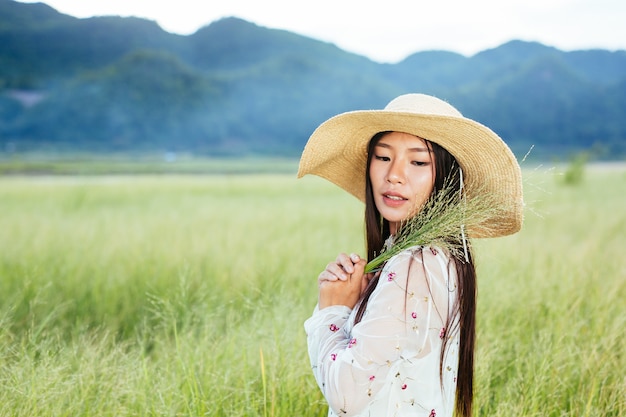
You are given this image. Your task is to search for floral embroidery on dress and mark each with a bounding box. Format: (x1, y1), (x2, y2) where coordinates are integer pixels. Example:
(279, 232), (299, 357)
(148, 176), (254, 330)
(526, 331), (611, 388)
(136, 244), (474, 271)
(411, 311), (417, 319)
(348, 338), (357, 348)
(439, 327), (446, 339)
(429, 409), (436, 417)
(330, 353), (337, 361)
(387, 271), (396, 281)
(329, 323), (339, 332)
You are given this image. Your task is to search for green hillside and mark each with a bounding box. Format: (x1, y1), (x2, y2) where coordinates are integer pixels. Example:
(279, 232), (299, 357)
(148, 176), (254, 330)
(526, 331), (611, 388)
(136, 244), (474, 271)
(1, 0), (625, 159)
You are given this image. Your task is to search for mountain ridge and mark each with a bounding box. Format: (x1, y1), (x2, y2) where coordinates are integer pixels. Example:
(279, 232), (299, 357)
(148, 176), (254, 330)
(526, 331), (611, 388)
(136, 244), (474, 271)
(1, 0), (624, 159)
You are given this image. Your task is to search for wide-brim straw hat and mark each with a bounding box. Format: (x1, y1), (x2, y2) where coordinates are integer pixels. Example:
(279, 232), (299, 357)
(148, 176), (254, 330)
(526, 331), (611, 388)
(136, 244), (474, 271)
(297, 93), (523, 238)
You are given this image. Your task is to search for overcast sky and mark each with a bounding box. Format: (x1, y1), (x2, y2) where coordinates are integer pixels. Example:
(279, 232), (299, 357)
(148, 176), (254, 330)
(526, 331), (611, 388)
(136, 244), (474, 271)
(18, 0), (626, 63)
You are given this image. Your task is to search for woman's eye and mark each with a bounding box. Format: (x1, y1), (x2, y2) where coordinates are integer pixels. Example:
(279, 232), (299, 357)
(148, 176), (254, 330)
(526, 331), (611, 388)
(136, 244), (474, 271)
(374, 155), (390, 161)
(412, 160), (428, 166)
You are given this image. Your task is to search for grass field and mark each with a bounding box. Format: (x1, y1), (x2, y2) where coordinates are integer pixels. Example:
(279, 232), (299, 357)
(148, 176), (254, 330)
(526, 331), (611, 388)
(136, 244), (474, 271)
(0, 165), (624, 416)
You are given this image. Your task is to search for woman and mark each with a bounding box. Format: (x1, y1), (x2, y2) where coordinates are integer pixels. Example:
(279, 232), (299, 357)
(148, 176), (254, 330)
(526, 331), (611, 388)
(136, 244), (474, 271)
(298, 94), (523, 417)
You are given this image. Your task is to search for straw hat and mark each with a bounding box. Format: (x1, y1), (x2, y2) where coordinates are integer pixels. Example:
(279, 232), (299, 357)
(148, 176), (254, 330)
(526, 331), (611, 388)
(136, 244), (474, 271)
(297, 93), (523, 238)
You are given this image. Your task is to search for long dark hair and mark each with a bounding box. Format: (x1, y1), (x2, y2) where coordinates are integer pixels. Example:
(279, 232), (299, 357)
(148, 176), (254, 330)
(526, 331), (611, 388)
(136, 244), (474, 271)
(355, 131), (476, 417)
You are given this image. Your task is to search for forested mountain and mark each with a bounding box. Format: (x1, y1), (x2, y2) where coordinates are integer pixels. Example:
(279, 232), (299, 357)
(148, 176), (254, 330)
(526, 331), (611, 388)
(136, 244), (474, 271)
(1, 0), (625, 159)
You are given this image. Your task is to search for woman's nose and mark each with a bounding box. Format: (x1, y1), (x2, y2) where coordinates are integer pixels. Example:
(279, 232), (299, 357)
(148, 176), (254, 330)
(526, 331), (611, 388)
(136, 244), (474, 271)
(386, 160), (405, 184)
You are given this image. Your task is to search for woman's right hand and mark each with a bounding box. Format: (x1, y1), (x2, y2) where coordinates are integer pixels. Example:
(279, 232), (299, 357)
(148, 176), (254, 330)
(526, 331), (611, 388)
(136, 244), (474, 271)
(318, 253), (362, 282)
(317, 253), (368, 310)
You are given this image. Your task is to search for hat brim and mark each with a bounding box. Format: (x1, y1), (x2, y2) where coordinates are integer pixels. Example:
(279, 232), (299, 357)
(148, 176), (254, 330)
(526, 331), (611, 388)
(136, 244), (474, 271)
(298, 110), (524, 238)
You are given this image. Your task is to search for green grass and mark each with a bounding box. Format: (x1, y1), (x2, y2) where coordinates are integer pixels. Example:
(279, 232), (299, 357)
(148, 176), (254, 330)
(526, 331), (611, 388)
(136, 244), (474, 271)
(0, 154), (299, 175)
(0, 167), (624, 416)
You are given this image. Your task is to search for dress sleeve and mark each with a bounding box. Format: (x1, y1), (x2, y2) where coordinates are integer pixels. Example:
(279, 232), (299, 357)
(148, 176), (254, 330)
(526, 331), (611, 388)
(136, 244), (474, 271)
(304, 246), (455, 417)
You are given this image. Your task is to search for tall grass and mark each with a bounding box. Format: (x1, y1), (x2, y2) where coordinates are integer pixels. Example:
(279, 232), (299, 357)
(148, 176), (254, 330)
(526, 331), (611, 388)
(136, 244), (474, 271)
(0, 168), (624, 416)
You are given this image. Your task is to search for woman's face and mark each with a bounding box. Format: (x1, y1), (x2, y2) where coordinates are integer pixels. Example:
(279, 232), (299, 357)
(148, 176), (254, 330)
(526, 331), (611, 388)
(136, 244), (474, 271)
(369, 132), (435, 234)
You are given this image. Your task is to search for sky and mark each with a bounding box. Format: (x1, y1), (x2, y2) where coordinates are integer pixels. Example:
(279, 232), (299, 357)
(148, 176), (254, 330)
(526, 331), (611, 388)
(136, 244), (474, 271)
(18, 0), (626, 63)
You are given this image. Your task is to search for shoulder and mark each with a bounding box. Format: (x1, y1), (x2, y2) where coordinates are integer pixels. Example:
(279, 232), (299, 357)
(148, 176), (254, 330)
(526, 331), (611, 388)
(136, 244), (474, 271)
(387, 245), (453, 269)
(380, 245), (456, 288)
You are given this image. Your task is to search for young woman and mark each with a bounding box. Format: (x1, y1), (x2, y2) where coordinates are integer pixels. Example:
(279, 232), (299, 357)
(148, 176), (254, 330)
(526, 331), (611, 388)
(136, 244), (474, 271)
(298, 94), (523, 417)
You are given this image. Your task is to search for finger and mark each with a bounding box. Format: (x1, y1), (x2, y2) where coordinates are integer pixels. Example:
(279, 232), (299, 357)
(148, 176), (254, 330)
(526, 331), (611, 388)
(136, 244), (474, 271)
(326, 262), (348, 280)
(318, 270), (339, 283)
(337, 252), (361, 274)
(335, 253), (354, 274)
(345, 259), (366, 288)
(353, 258), (366, 276)
(349, 253), (361, 263)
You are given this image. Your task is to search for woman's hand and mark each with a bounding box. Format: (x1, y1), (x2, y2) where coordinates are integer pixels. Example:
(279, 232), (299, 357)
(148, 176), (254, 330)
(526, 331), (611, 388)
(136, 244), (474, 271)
(318, 253), (368, 310)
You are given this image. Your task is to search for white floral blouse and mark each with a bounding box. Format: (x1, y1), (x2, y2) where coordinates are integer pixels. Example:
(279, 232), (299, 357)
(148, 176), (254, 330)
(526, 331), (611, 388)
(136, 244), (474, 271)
(304, 246), (460, 417)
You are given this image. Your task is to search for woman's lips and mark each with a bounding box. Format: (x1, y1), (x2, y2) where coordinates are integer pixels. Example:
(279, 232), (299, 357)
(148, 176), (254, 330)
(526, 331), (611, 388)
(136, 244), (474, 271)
(382, 192), (408, 207)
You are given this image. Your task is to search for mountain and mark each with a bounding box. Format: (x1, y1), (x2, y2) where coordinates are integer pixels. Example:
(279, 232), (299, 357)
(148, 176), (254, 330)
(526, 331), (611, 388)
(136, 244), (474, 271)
(1, 0), (625, 160)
